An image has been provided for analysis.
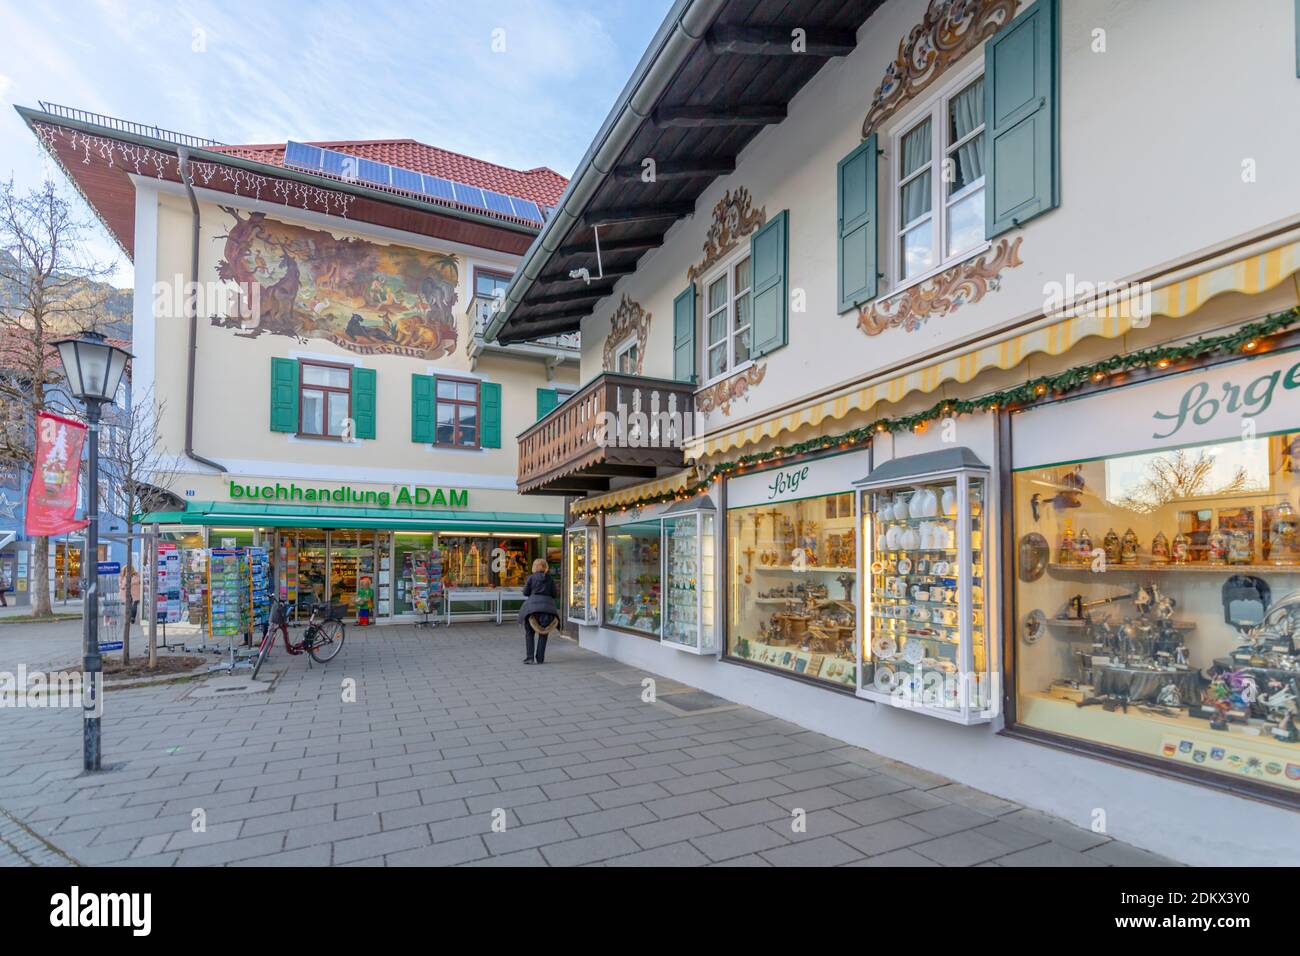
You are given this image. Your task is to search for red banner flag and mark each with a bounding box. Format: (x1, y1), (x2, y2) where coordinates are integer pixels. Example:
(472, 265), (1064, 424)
(25, 411), (87, 537)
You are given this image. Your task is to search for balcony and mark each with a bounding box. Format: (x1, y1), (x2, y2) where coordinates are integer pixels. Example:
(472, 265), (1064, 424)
(517, 372), (697, 496)
(466, 294), (580, 375)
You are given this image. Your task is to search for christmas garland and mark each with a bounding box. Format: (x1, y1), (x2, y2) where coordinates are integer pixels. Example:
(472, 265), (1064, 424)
(579, 306), (1300, 516)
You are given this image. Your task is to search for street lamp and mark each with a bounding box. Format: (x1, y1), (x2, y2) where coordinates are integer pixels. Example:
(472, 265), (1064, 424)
(52, 332), (131, 772)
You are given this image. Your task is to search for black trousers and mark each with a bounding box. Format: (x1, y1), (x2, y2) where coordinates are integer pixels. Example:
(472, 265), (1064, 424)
(524, 623), (548, 662)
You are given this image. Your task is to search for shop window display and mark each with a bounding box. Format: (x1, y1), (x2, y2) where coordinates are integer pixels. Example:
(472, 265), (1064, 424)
(726, 491), (858, 687)
(1014, 425), (1300, 795)
(604, 520), (661, 635)
(663, 499), (717, 654)
(493, 536), (535, 588)
(856, 450), (993, 721)
(567, 521), (599, 625)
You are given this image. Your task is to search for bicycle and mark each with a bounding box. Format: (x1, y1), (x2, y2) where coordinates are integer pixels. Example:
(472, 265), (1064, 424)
(251, 597), (347, 679)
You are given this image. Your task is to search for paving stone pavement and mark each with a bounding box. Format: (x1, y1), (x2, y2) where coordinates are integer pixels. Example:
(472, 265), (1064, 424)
(0, 623), (1181, 867)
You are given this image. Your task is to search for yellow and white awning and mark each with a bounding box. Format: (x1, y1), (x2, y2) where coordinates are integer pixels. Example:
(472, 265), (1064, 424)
(686, 238), (1300, 461)
(571, 469), (697, 515)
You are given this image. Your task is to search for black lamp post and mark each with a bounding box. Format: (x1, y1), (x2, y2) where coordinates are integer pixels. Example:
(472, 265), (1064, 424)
(52, 332), (131, 772)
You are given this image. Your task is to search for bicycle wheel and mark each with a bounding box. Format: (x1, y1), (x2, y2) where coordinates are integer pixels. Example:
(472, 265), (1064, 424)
(308, 619), (346, 663)
(251, 630), (274, 679)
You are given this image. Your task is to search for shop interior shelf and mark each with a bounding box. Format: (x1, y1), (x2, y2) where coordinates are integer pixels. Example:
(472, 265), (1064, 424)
(754, 565), (858, 573)
(1045, 616), (1197, 632)
(1048, 562), (1297, 576)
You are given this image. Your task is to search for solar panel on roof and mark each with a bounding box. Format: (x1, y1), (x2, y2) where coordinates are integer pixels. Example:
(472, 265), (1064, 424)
(357, 159), (391, 187)
(510, 197), (543, 222)
(391, 167), (422, 193)
(422, 175), (455, 201)
(452, 182), (486, 208)
(284, 141), (324, 171)
(321, 150), (352, 177)
(483, 191), (515, 216)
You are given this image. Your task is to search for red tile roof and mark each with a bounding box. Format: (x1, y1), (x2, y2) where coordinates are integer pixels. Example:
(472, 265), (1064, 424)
(211, 139), (568, 208)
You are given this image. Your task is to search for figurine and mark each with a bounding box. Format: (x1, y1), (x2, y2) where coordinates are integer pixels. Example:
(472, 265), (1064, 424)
(1059, 520), (1076, 566)
(1172, 532), (1191, 565)
(1103, 529), (1121, 563)
(1077, 528), (1093, 564)
(1121, 528), (1140, 565)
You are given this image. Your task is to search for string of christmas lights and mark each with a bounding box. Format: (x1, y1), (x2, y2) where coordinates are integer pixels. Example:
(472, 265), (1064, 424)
(577, 306), (1300, 517)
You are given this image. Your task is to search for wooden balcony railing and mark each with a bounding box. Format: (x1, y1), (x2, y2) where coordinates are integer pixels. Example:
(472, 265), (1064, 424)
(517, 372), (696, 495)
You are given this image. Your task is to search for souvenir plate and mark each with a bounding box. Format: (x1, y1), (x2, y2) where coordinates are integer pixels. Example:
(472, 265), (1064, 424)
(871, 635), (898, 659)
(902, 640), (925, 664)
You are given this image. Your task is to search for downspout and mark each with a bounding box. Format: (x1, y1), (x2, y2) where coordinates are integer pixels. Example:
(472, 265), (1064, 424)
(175, 147), (226, 473)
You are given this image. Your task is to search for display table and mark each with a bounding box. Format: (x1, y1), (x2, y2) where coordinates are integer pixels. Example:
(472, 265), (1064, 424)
(444, 588), (502, 625)
(1095, 663), (1201, 703)
(498, 587), (525, 625)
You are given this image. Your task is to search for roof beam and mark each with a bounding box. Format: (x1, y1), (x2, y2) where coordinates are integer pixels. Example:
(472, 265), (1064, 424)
(582, 202), (695, 227)
(652, 105), (786, 128)
(558, 235), (664, 256)
(611, 156), (737, 181)
(705, 25), (858, 57)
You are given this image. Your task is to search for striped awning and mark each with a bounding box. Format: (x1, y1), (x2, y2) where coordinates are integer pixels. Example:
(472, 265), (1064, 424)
(686, 238), (1300, 460)
(571, 469), (696, 515)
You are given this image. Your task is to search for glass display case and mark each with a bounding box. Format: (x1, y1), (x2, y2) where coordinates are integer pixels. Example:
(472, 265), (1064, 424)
(726, 490), (859, 687)
(855, 448), (995, 724)
(663, 497), (718, 654)
(604, 519), (662, 634)
(566, 518), (600, 625)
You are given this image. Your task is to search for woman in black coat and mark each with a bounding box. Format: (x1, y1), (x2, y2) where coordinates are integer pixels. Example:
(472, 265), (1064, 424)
(517, 558), (559, 664)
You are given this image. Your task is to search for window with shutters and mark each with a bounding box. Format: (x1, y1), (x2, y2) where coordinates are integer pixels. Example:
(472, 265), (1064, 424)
(891, 61), (987, 289)
(701, 251), (753, 386)
(614, 339), (640, 374)
(435, 375), (480, 448)
(299, 360), (351, 439)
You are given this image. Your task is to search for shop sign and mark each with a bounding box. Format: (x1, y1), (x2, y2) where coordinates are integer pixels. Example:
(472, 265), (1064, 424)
(1012, 347), (1300, 468)
(227, 481), (469, 509)
(727, 448), (870, 510)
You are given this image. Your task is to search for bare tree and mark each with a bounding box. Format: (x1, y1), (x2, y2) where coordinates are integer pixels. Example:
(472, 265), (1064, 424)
(99, 386), (181, 666)
(1116, 448), (1255, 513)
(0, 179), (115, 616)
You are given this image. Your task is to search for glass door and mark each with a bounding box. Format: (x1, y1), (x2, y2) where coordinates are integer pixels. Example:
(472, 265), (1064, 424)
(297, 531), (328, 619)
(329, 530), (377, 621)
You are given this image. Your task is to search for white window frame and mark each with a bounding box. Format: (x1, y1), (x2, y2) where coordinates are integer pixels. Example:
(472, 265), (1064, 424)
(699, 247), (754, 387)
(889, 58), (989, 294)
(614, 338), (640, 375)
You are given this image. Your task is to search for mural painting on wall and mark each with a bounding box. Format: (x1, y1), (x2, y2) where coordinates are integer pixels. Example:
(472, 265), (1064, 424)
(858, 236), (1023, 336)
(688, 187), (766, 283)
(861, 0), (1019, 139)
(696, 363), (767, 416)
(601, 294), (651, 374)
(212, 209), (459, 360)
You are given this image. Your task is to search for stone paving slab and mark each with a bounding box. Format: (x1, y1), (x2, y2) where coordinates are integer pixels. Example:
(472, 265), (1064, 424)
(0, 623), (1181, 867)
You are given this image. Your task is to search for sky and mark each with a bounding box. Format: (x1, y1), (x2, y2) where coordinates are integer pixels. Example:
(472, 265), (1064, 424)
(0, 0), (671, 286)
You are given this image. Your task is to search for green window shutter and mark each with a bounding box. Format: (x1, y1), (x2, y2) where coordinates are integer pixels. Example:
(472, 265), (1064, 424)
(351, 366), (376, 440)
(984, 0), (1059, 238)
(411, 373), (435, 444)
(269, 357), (299, 433)
(481, 381), (502, 448)
(837, 136), (879, 312)
(749, 209), (789, 358)
(536, 387), (559, 420)
(672, 285), (696, 384)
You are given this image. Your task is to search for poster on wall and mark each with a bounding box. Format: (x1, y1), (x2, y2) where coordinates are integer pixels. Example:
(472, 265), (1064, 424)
(24, 411), (86, 537)
(212, 209), (460, 360)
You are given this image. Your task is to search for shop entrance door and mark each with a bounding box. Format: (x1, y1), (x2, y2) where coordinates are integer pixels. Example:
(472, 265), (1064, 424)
(329, 530), (378, 622)
(297, 531), (328, 619)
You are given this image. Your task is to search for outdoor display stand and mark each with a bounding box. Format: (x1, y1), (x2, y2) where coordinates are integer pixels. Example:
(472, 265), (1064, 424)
(207, 548), (253, 673)
(445, 588), (501, 625)
(247, 547), (271, 637)
(661, 496), (718, 655)
(498, 587), (524, 625)
(855, 448), (995, 724)
(566, 517), (600, 625)
(405, 548), (443, 628)
(97, 561), (124, 651)
(154, 541), (182, 649)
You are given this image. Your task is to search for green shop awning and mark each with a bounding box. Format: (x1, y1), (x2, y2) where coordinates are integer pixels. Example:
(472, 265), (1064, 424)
(137, 501), (564, 533)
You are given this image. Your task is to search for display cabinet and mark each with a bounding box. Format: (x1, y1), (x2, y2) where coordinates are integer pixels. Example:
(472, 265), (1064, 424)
(566, 517), (600, 625)
(662, 497), (718, 654)
(855, 448), (995, 724)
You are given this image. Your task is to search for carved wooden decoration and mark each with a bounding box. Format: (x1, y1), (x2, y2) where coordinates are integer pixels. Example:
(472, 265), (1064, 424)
(857, 236), (1023, 336)
(861, 0), (1019, 139)
(601, 294), (651, 373)
(696, 363), (767, 415)
(688, 187), (766, 283)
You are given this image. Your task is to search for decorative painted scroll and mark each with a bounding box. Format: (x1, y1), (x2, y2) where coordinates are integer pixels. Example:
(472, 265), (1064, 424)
(687, 187), (766, 283)
(696, 362), (767, 415)
(601, 294), (652, 373)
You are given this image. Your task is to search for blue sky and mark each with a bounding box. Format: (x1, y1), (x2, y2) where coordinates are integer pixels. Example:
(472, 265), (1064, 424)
(0, 0), (671, 285)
